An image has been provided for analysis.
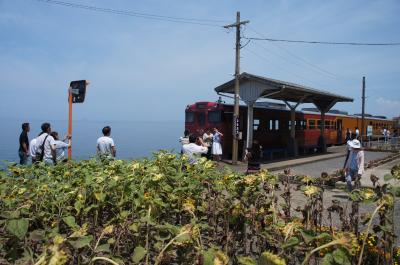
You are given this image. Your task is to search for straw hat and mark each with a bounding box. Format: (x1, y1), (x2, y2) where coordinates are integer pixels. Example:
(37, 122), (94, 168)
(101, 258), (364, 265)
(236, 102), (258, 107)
(349, 139), (361, 149)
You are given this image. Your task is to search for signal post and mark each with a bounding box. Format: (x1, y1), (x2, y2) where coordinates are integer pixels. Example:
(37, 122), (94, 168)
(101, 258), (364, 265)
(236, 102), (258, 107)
(68, 80), (89, 159)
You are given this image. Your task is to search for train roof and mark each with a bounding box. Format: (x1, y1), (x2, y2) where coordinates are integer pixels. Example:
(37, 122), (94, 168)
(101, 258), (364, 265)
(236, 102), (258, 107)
(187, 101), (391, 121)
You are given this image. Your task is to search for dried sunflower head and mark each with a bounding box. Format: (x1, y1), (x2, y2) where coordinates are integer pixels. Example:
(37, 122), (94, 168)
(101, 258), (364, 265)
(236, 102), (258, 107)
(259, 251), (286, 265)
(303, 186), (320, 197)
(333, 232), (359, 255)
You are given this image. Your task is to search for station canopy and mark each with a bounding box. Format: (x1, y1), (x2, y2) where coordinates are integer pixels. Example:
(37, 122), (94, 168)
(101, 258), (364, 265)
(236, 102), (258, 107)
(214, 72), (353, 111)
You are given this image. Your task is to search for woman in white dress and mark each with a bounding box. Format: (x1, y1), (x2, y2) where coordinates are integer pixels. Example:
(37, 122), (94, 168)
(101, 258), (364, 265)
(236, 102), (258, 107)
(202, 128), (213, 159)
(212, 128), (223, 161)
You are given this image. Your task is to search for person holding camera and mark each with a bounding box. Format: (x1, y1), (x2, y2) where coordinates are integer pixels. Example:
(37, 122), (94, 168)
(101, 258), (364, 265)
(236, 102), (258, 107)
(182, 134), (208, 165)
(50, 132), (71, 163)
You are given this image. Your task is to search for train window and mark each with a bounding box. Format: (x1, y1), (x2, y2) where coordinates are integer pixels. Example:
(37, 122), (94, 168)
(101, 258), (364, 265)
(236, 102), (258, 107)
(269, 120), (273, 130)
(185, 112), (194, 123)
(196, 103), (207, 109)
(325, 120), (330, 129)
(208, 111), (222, 123)
(253, 119), (260, 131)
(317, 120), (322, 129)
(275, 120), (279, 130)
(309, 120), (316, 129)
(197, 112), (205, 126)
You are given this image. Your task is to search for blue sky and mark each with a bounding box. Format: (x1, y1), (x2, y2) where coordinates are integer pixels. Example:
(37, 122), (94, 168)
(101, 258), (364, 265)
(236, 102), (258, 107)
(1, 0), (399, 123)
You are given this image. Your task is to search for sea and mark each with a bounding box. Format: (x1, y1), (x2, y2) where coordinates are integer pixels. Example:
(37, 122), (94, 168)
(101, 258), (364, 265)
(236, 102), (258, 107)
(1, 119), (183, 163)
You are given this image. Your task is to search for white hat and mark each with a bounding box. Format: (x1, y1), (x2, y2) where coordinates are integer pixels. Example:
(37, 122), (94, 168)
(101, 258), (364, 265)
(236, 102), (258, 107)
(349, 139), (361, 149)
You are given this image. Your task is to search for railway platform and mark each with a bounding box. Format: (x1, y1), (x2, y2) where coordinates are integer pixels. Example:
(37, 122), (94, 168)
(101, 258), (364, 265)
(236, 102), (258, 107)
(222, 145), (347, 172)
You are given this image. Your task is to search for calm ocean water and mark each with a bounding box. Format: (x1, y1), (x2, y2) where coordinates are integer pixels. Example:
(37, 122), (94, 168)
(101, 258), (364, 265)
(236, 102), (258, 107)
(0, 119), (183, 162)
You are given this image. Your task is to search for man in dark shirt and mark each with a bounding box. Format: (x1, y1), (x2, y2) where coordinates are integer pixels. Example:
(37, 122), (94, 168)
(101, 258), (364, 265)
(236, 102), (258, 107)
(18, 123), (30, 165)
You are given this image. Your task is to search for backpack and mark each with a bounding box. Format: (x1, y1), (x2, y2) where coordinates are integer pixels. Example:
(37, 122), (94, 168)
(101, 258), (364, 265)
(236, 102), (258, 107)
(35, 134), (49, 162)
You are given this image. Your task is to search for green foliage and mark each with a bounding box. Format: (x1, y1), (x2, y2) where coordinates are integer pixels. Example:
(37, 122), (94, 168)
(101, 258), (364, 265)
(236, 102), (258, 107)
(0, 152), (398, 264)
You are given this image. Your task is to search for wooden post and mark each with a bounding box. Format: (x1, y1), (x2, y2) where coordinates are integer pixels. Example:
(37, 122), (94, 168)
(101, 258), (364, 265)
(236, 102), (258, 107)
(68, 87), (72, 159)
(224, 12), (249, 164)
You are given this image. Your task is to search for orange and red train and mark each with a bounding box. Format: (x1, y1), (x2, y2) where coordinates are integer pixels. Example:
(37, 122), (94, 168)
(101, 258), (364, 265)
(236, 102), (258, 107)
(185, 101), (393, 159)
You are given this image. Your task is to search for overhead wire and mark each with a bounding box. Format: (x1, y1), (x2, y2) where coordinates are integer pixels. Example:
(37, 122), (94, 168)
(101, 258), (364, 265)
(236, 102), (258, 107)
(243, 47), (328, 89)
(33, 0), (227, 27)
(244, 36), (400, 46)
(247, 26), (341, 79)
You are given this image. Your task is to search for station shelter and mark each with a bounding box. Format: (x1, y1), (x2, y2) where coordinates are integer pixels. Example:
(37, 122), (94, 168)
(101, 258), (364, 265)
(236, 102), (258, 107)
(214, 72), (353, 157)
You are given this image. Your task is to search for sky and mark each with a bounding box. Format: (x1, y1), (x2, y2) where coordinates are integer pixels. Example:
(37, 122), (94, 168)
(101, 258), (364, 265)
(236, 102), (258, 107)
(1, 0), (399, 124)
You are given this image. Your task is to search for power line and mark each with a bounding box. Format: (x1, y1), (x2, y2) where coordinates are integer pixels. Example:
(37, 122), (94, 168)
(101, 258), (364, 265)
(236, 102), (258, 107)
(243, 47), (328, 89)
(247, 26), (342, 79)
(33, 0), (226, 27)
(244, 36), (400, 46)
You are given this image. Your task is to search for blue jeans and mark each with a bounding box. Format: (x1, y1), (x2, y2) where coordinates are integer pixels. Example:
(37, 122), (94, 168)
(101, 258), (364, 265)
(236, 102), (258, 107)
(346, 169), (358, 191)
(44, 158), (55, 166)
(18, 150), (28, 165)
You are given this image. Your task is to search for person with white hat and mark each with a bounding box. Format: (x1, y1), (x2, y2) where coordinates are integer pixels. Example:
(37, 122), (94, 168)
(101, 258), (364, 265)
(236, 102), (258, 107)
(344, 139), (364, 191)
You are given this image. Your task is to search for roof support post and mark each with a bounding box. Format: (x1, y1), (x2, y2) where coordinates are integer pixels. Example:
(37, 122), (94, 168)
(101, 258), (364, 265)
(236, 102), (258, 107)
(246, 102), (254, 149)
(318, 111), (327, 153)
(284, 101), (299, 157)
(283, 95), (307, 157)
(313, 99), (338, 153)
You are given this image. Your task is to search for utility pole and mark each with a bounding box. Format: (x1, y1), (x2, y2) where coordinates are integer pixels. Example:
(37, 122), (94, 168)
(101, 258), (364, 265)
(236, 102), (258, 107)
(361, 76), (366, 143)
(224, 12), (249, 164)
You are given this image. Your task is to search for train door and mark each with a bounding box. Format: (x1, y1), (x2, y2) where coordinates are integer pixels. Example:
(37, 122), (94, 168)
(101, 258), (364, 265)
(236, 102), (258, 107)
(336, 119), (343, 144)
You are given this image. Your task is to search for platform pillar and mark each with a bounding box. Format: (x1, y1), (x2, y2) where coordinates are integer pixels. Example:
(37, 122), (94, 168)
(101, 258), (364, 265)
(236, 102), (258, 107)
(318, 111), (327, 153)
(284, 99), (305, 157)
(246, 103), (254, 149)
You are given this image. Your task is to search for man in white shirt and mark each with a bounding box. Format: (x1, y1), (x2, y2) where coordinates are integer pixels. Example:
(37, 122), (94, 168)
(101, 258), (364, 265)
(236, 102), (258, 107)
(35, 123), (57, 165)
(182, 134), (208, 165)
(29, 137), (38, 163)
(97, 126), (116, 158)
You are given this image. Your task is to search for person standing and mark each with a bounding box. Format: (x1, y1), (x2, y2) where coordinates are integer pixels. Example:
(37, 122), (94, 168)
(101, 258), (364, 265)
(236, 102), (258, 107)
(212, 127), (223, 161)
(179, 130), (190, 147)
(35, 123), (57, 165)
(344, 139), (364, 191)
(345, 128), (351, 142)
(244, 141), (262, 174)
(18, 123), (30, 165)
(97, 126), (116, 158)
(29, 136), (38, 164)
(355, 127), (360, 139)
(50, 132), (71, 162)
(383, 128), (388, 142)
(343, 133), (356, 169)
(202, 128), (213, 159)
(182, 134), (208, 165)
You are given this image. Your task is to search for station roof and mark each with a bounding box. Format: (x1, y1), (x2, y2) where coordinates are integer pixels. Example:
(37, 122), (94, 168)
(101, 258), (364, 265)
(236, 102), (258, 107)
(214, 72), (353, 112)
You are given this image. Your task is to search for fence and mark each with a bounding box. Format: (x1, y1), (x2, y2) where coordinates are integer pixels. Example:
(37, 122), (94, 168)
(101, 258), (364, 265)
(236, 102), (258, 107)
(362, 135), (400, 151)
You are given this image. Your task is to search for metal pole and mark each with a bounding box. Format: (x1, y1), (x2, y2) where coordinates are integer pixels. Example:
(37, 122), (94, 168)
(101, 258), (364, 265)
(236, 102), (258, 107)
(68, 87), (73, 159)
(361, 76), (365, 143)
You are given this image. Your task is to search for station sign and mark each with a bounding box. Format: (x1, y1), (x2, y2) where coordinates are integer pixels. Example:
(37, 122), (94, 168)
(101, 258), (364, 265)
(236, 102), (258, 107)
(233, 115), (239, 136)
(69, 80), (88, 103)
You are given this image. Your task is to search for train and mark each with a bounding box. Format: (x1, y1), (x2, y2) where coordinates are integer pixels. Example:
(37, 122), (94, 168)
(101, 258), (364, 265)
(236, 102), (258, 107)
(184, 100), (394, 159)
